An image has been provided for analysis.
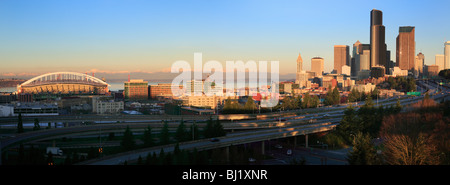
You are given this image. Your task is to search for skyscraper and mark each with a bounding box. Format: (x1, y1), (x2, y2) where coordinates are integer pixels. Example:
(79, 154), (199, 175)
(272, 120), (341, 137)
(445, 41), (450, 69)
(370, 9), (387, 75)
(352, 40), (370, 77)
(311, 57), (324, 77)
(396, 26), (416, 72)
(334, 45), (350, 74)
(415, 52), (424, 77)
(435, 54), (445, 72)
(295, 53), (303, 84)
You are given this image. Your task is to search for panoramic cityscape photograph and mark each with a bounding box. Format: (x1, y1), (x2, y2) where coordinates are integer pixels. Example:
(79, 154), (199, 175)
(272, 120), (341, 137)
(1, 0), (449, 183)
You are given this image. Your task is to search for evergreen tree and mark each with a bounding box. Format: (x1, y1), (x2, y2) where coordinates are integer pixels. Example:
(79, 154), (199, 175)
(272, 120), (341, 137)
(175, 119), (188, 142)
(33, 118), (40, 131)
(302, 92), (311, 109)
(223, 97), (233, 113)
(121, 125), (136, 151)
(204, 117), (214, 138)
(213, 118), (226, 137)
(188, 121), (200, 141)
(332, 87), (340, 104)
(295, 95), (302, 109)
(160, 121), (170, 145)
(324, 86), (334, 106)
(17, 113), (24, 133)
(394, 99), (402, 113)
(244, 96), (256, 113)
(336, 105), (360, 145)
(142, 126), (154, 147)
(137, 155), (143, 165)
(347, 132), (379, 165)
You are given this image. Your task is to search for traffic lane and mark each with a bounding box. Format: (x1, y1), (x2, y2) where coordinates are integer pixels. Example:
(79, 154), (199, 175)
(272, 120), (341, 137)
(264, 147), (348, 165)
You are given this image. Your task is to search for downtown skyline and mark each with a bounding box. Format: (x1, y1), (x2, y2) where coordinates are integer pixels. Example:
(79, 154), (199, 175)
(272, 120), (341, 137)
(1, 0), (450, 80)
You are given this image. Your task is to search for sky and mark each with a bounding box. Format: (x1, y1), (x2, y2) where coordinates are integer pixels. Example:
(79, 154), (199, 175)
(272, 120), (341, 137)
(1, 0), (449, 80)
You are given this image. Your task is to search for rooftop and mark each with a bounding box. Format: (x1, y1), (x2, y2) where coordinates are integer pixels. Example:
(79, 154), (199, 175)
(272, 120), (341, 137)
(399, 26), (415, 33)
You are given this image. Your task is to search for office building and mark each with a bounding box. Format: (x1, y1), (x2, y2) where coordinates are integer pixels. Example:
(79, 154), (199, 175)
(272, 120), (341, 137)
(92, 96), (124, 114)
(396, 26), (416, 72)
(425, 65), (440, 77)
(415, 52), (424, 77)
(311, 57), (324, 77)
(149, 83), (183, 99)
(445, 41), (450, 69)
(295, 53), (303, 84)
(370, 9), (387, 75)
(351, 41), (370, 77)
(360, 50), (371, 71)
(334, 45), (350, 74)
(342, 65), (351, 76)
(124, 79), (149, 100)
(435, 54), (445, 72)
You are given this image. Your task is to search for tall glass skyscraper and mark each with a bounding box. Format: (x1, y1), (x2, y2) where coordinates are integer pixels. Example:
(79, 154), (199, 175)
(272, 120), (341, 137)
(370, 9), (387, 75)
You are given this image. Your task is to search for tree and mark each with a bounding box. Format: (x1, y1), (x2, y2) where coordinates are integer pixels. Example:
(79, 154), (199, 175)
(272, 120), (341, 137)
(295, 95), (302, 109)
(332, 87), (340, 105)
(223, 97), (233, 113)
(121, 125), (136, 151)
(33, 118), (40, 131)
(17, 113), (24, 133)
(160, 121), (171, 145)
(188, 121), (200, 141)
(380, 112), (444, 165)
(324, 86), (334, 106)
(336, 105), (360, 145)
(175, 119), (188, 142)
(393, 99), (402, 113)
(347, 132), (380, 165)
(142, 126), (154, 147)
(244, 96), (256, 113)
(348, 88), (361, 103)
(213, 118), (226, 137)
(301, 92), (311, 109)
(204, 117), (214, 138)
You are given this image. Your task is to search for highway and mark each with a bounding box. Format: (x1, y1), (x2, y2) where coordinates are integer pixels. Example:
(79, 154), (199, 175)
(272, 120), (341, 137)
(2, 79), (449, 165)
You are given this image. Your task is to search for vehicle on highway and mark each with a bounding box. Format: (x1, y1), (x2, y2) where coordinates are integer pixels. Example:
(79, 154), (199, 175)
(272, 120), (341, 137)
(210, 138), (220, 142)
(274, 144), (283, 149)
(286, 149), (292, 156)
(249, 158), (256, 163)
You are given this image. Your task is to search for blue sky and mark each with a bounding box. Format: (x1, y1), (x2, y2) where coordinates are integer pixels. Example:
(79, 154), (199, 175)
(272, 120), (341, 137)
(1, 0), (449, 77)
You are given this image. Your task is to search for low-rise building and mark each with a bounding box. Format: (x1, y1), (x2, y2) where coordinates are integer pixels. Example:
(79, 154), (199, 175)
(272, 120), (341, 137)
(351, 83), (376, 94)
(92, 96), (124, 114)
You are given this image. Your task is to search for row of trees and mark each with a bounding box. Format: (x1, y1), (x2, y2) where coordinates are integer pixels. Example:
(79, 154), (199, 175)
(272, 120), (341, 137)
(222, 96), (258, 114)
(274, 92), (320, 111)
(120, 118), (226, 152)
(385, 76), (416, 92)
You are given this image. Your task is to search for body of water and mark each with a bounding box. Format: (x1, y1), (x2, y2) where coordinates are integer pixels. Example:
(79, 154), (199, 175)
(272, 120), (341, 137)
(0, 87), (17, 93)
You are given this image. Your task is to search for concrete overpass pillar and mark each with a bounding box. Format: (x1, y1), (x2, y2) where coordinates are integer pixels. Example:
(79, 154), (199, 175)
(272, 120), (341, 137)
(294, 136), (297, 148)
(305, 134), (308, 148)
(225, 146), (230, 164)
(261, 141), (265, 155)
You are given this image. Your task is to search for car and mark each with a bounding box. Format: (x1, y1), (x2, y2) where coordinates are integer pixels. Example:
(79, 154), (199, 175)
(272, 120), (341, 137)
(248, 158), (256, 162)
(210, 138), (220, 142)
(274, 144), (283, 149)
(286, 149), (292, 156)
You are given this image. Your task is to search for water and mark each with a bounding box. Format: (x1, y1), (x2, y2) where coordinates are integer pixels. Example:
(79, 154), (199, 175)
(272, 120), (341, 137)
(0, 87), (17, 93)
